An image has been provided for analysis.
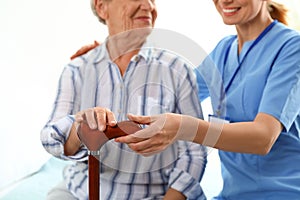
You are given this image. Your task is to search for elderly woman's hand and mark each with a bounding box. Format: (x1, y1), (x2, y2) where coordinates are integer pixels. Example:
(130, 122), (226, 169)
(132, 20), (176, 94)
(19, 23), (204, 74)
(75, 107), (117, 131)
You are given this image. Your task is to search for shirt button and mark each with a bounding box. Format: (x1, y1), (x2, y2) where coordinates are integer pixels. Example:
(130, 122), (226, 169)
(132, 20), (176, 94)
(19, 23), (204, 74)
(131, 55), (140, 62)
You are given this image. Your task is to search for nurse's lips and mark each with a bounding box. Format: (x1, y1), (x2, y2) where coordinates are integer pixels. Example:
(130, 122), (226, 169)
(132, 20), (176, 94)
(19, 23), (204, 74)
(222, 7), (240, 16)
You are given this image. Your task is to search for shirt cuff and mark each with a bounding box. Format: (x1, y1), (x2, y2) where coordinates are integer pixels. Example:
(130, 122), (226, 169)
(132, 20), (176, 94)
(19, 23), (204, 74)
(168, 168), (206, 200)
(59, 115), (88, 161)
(48, 115), (88, 161)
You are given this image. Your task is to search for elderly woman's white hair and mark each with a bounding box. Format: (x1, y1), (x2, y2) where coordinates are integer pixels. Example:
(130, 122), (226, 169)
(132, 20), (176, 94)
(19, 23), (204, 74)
(90, 0), (109, 24)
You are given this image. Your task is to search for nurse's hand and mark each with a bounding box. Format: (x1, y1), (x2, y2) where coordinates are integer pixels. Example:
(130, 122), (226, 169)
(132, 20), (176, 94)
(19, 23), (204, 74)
(70, 40), (100, 60)
(115, 113), (199, 156)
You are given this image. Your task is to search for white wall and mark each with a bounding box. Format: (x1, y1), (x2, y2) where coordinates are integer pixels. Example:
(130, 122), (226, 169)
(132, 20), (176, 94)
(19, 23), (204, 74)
(0, 0), (108, 189)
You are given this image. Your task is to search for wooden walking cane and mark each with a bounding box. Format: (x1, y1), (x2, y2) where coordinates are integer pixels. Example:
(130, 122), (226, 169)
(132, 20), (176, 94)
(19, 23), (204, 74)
(77, 121), (142, 200)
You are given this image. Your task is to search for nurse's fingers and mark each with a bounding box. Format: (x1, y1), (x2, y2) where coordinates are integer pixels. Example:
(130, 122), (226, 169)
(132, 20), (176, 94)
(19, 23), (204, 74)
(127, 113), (155, 125)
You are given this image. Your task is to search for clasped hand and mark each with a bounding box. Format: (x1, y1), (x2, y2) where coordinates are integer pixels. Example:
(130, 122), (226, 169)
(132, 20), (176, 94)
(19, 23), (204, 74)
(75, 107), (117, 131)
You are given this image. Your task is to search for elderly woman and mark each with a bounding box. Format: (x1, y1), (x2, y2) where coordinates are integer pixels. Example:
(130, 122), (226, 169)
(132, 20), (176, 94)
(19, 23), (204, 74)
(41, 0), (207, 199)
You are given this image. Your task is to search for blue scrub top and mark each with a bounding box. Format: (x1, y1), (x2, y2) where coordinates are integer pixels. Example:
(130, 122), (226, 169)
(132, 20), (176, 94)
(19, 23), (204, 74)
(196, 22), (300, 199)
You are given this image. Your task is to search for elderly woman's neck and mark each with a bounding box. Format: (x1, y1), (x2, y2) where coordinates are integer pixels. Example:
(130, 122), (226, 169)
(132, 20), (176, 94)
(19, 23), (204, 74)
(106, 35), (143, 76)
(107, 38), (143, 62)
(107, 28), (151, 61)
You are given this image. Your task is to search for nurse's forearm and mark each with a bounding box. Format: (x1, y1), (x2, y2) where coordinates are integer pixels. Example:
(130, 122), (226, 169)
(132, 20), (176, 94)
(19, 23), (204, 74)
(193, 113), (282, 155)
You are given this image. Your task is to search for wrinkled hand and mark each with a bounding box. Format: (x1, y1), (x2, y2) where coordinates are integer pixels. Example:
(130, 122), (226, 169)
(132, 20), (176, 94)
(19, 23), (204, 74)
(75, 107), (117, 131)
(70, 40), (100, 60)
(115, 113), (199, 156)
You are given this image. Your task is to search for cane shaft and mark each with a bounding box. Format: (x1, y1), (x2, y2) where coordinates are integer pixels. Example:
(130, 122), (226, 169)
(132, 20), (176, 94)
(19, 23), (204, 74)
(89, 154), (99, 200)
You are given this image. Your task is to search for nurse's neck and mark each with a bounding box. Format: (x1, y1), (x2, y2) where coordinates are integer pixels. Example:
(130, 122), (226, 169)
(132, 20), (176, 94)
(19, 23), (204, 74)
(235, 16), (273, 54)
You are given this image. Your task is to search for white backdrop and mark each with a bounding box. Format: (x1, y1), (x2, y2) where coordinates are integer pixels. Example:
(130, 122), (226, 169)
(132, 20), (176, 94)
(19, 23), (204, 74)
(0, 0), (299, 191)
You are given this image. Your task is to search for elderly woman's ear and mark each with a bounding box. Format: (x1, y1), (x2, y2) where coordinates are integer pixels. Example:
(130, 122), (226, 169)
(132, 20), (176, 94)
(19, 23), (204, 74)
(94, 0), (109, 23)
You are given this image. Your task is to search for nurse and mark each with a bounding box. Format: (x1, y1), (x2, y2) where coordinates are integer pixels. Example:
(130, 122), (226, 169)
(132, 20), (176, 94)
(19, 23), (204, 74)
(116, 0), (300, 199)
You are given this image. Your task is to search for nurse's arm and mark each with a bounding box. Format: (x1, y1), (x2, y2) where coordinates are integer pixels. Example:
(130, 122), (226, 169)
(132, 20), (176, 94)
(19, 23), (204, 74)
(202, 112), (283, 155)
(116, 112), (283, 156)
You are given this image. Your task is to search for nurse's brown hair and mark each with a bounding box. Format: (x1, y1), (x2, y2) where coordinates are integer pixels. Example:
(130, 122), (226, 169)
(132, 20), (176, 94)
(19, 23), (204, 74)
(268, 1), (289, 25)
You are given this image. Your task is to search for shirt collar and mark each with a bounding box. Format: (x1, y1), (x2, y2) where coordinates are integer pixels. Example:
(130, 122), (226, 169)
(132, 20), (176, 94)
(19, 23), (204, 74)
(93, 38), (154, 65)
(93, 40), (109, 64)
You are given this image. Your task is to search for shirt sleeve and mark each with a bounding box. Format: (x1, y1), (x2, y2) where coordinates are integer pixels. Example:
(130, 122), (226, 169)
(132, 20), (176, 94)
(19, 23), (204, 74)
(195, 56), (218, 103)
(195, 36), (236, 112)
(40, 61), (88, 161)
(168, 64), (207, 199)
(259, 35), (300, 132)
(168, 141), (207, 200)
